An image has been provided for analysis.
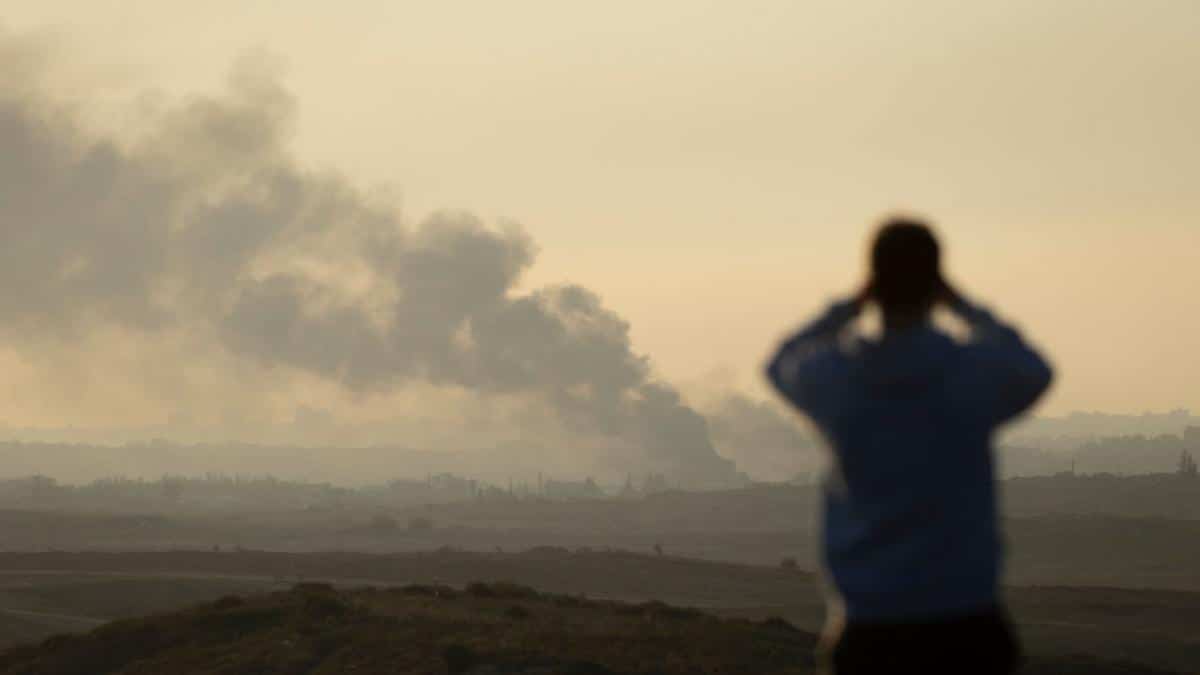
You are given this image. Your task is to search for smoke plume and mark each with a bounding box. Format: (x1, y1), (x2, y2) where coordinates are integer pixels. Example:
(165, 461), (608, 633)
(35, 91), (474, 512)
(0, 39), (739, 486)
(702, 393), (822, 481)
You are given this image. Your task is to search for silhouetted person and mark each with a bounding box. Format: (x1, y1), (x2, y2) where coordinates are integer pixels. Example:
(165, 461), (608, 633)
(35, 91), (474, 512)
(766, 218), (1052, 675)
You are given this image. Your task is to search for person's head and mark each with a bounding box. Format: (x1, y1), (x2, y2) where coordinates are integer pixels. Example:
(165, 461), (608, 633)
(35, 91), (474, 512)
(869, 217), (943, 318)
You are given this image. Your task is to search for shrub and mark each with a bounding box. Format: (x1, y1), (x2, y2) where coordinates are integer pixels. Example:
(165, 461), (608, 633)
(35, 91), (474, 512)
(401, 584), (458, 598)
(465, 581), (540, 600)
(504, 605), (531, 620)
(553, 594), (589, 608)
(442, 644), (479, 674)
(524, 545), (570, 555)
(301, 594), (352, 620)
(292, 582), (336, 595)
(213, 595), (244, 610)
(194, 606), (290, 636)
(760, 616), (800, 633)
(632, 601), (703, 620)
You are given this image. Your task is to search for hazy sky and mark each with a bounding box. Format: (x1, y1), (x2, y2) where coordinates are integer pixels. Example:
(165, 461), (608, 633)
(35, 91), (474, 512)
(5, 0), (1200, 420)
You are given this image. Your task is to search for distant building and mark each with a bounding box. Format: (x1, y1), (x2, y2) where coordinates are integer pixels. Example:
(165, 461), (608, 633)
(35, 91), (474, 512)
(619, 473), (639, 498)
(427, 473), (478, 498)
(542, 476), (604, 500)
(1185, 426), (1200, 446)
(642, 473), (669, 494)
(1179, 449), (1198, 478)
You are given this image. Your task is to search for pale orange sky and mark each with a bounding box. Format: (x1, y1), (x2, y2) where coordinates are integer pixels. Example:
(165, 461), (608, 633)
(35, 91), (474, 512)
(6, 0), (1200, 418)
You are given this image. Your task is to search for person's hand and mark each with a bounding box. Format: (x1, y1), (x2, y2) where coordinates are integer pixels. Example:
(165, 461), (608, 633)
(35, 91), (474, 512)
(852, 280), (875, 312)
(939, 277), (966, 311)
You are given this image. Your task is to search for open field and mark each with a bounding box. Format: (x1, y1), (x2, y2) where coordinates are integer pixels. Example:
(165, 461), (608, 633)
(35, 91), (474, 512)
(0, 490), (1196, 672)
(0, 551), (1194, 673)
(3, 504), (1199, 590)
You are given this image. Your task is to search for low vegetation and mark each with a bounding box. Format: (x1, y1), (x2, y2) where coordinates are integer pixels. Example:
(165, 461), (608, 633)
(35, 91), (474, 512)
(0, 573), (1189, 674)
(0, 582), (818, 674)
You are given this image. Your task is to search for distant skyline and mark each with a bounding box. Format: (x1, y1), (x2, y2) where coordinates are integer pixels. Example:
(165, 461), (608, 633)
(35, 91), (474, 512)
(3, 2), (1199, 431)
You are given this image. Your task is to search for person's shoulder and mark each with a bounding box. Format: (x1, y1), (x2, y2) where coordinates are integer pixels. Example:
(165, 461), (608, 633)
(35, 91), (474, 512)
(834, 334), (874, 363)
(921, 326), (958, 346)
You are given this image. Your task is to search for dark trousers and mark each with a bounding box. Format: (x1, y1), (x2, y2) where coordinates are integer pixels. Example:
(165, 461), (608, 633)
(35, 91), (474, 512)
(819, 608), (1021, 675)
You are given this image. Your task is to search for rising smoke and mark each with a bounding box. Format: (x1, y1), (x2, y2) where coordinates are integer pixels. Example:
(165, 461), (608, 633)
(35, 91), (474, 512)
(701, 393), (822, 482)
(0, 38), (741, 487)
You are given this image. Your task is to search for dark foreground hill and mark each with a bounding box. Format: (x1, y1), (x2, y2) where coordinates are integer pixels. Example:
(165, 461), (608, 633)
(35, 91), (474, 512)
(0, 581), (1183, 675)
(0, 582), (819, 675)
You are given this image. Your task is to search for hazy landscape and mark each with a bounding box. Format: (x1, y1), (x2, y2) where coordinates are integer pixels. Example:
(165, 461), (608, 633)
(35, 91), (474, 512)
(0, 352), (1197, 673)
(4, 2), (1200, 673)
(0, 451), (1197, 672)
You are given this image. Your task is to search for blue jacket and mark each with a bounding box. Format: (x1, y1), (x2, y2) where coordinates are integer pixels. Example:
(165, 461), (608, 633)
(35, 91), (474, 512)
(766, 298), (1052, 621)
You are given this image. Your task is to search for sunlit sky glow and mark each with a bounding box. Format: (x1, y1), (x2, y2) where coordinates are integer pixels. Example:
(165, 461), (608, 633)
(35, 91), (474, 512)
(6, 1), (1200, 421)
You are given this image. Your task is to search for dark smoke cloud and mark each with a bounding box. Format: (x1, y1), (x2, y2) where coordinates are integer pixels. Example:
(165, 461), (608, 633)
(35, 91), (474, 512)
(702, 393), (821, 481)
(0, 40), (739, 486)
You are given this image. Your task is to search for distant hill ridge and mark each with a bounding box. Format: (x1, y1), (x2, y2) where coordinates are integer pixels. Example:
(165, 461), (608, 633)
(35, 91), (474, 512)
(1008, 410), (1199, 445)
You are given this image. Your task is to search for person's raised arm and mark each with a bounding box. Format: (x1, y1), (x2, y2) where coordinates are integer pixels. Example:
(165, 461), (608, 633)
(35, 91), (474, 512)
(765, 286), (868, 419)
(943, 283), (1053, 426)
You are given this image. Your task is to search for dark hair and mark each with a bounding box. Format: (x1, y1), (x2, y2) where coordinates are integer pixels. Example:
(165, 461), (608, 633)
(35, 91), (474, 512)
(870, 217), (942, 311)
